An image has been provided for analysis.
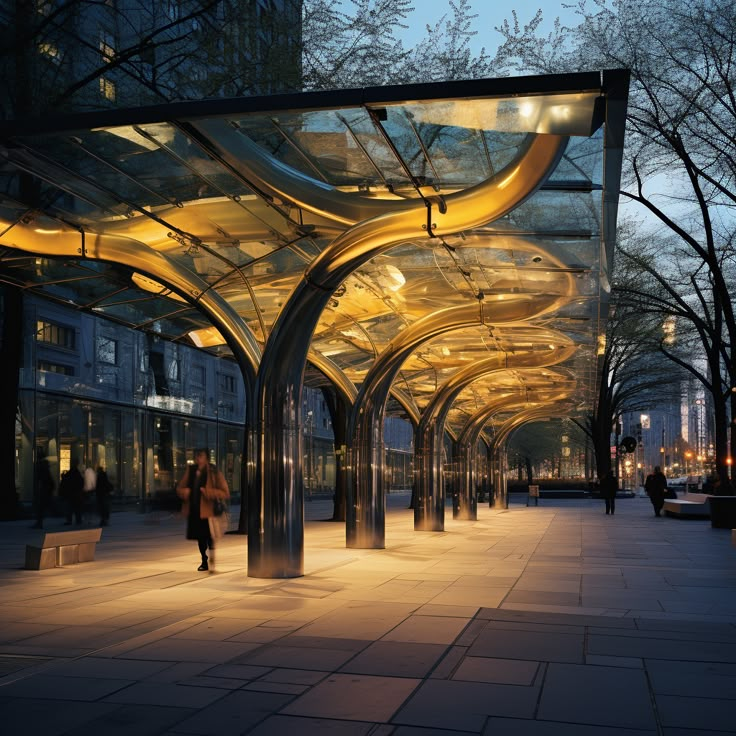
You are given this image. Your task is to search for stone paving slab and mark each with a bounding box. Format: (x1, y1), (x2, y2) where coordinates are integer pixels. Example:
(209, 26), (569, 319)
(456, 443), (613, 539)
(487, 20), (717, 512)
(1, 495), (736, 735)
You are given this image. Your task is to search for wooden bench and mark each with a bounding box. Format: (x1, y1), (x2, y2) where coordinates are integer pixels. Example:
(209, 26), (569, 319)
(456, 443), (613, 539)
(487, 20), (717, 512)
(663, 492), (711, 519)
(25, 528), (103, 570)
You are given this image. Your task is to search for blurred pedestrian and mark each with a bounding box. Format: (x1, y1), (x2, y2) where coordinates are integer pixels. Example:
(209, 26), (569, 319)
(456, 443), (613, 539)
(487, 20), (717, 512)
(31, 449), (55, 529)
(176, 448), (229, 572)
(61, 460), (85, 525)
(645, 465), (668, 517)
(601, 469), (618, 515)
(96, 466), (113, 526)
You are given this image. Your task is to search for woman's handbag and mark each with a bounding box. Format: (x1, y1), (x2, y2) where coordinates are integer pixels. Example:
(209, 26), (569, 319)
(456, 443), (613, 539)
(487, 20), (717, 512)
(205, 467), (230, 538)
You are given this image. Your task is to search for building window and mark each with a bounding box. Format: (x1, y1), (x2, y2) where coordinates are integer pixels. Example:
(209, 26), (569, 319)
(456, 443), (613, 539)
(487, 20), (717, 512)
(220, 374), (236, 393)
(192, 365), (205, 385)
(99, 77), (116, 101)
(96, 336), (117, 365)
(166, 0), (180, 21)
(168, 357), (180, 382)
(99, 30), (115, 62)
(38, 43), (61, 63)
(38, 360), (74, 376)
(36, 320), (76, 349)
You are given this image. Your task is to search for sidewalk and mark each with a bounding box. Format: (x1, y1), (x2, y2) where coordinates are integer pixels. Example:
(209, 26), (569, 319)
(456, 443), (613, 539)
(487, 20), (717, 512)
(1, 493), (736, 735)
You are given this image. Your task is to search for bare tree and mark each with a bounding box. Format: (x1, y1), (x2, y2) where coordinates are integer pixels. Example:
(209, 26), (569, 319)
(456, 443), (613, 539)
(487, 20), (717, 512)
(495, 0), (736, 486)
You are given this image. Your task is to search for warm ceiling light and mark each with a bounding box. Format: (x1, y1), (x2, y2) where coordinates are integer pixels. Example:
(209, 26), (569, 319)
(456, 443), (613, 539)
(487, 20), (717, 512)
(188, 325), (226, 348)
(384, 264), (405, 291)
(131, 272), (186, 303)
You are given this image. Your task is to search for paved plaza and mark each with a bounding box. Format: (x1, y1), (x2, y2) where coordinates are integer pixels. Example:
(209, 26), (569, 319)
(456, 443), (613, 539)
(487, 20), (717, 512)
(1, 493), (735, 735)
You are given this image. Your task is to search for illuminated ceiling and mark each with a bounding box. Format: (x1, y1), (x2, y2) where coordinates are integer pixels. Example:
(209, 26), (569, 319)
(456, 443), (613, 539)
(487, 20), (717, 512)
(0, 71), (628, 437)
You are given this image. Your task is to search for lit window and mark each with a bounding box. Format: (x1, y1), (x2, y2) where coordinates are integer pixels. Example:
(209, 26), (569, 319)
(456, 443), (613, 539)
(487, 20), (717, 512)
(99, 31), (115, 62)
(38, 43), (61, 63)
(99, 77), (116, 101)
(36, 320), (76, 349)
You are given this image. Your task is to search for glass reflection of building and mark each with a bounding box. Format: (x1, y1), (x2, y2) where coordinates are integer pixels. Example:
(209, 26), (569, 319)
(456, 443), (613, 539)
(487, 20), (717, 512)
(15, 292), (413, 513)
(17, 293), (247, 510)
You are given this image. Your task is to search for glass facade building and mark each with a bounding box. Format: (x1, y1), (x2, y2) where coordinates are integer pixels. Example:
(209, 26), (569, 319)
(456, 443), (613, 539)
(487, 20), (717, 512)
(13, 292), (414, 513)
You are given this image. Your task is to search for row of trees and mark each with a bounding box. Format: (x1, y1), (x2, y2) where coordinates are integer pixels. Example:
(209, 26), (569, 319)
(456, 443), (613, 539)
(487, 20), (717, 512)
(496, 0), (736, 489)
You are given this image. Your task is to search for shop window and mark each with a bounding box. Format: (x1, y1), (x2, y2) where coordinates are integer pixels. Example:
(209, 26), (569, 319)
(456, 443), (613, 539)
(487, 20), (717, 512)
(36, 320), (76, 349)
(96, 335), (117, 365)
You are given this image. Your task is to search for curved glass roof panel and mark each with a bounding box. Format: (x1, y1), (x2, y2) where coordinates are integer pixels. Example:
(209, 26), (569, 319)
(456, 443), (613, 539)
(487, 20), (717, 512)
(0, 71), (628, 429)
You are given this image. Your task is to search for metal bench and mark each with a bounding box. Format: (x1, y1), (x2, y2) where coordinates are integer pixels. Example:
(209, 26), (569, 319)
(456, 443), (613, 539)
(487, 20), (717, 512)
(25, 528), (103, 570)
(663, 492), (711, 519)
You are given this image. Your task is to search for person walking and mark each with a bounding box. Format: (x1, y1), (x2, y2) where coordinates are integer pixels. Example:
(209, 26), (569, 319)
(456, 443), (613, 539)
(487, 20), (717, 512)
(31, 450), (55, 529)
(83, 464), (97, 522)
(645, 465), (668, 517)
(176, 448), (229, 572)
(601, 469), (618, 515)
(95, 466), (113, 526)
(61, 460), (85, 525)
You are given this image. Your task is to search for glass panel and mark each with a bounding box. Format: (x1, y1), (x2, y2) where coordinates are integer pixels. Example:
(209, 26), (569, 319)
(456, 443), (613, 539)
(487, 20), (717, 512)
(137, 122), (255, 200)
(507, 190), (603, 234)
(23, 133), (174, 207)
(391, 92), (602, 136)
(548, 133), (604, 186)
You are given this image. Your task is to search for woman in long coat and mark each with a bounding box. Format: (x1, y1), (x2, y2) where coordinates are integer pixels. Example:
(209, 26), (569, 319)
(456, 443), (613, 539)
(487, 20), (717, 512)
(176, 448), (229, 571)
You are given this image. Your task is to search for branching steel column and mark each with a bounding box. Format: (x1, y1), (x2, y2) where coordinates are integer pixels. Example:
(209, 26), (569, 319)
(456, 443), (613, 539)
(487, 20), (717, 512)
(245, 135), (567, 577)
(416, 344), (576, 526)
(456, 386), (574, 515)
(347, 300), (560, 548)
(456, 395), (532, 518)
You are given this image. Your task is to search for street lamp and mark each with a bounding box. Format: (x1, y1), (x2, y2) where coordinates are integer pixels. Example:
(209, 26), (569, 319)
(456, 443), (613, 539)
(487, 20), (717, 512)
(684, 450), (693, 474)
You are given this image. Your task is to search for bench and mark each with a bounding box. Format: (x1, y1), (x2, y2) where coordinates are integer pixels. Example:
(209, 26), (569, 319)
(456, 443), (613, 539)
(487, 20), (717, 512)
(663, 492), (711, 519)
(25, 528), (103, 570)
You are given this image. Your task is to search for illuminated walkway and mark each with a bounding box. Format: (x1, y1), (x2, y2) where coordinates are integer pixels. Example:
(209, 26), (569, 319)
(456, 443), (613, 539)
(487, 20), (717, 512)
(1, 495), (735, 734)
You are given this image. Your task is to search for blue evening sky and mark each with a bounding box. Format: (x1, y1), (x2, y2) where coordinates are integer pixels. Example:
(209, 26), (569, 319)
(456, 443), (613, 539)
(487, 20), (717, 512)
(398, 1), (581, 53)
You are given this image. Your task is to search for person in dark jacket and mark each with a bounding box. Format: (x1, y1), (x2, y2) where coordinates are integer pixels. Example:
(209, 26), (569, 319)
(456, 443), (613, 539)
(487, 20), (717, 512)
(601, 469), (619, 515)
(60, 459), (85, 525)
(644, 465), (668, 517)
(96, 466), (113, 526)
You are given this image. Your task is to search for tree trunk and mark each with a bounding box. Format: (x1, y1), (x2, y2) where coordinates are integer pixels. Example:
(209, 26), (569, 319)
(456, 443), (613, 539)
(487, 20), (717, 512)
(0, 287), (23, 519)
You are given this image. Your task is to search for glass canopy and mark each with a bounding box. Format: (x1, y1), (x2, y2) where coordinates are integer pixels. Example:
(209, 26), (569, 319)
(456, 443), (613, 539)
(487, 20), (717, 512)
(0, 71), (629, 575)
(0, 72), (627, 436)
